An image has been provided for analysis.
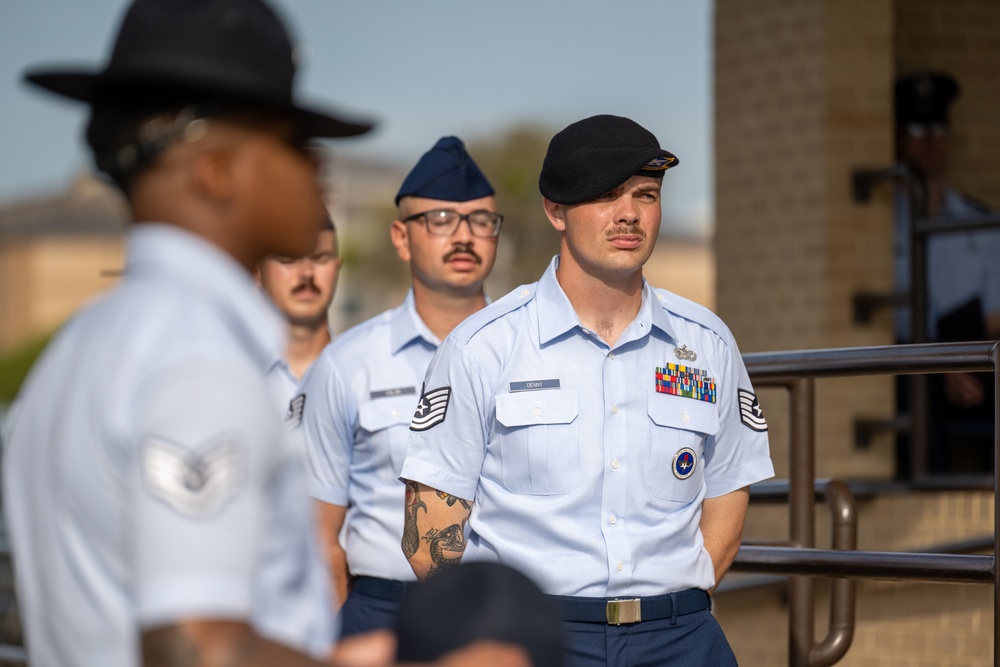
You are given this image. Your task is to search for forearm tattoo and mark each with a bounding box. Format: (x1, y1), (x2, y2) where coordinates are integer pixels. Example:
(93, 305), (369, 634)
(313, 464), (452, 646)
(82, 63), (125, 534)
(435, 489), (471, 510)
(402, 481), (428, 558)
(423, 523), (466, 576)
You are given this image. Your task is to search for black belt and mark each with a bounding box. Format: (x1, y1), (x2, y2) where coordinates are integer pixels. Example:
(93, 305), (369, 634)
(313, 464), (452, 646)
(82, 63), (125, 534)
(549, 588), (711, 625)
(351, 576), (414, 602)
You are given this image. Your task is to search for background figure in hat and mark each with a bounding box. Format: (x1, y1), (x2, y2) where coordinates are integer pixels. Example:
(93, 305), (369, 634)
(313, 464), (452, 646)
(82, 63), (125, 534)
(301, 136), (502, 636)
(3, 2), (529, 667)
(400, 114), (774, 667)
(257, 211), (342, 404)
(892, 72), (1000, 473)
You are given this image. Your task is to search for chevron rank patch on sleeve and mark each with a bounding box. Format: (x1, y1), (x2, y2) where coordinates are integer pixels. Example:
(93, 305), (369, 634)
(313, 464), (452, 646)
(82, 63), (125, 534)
(410, 386), (451, 432)
(141, 438), (244, 518)
(285, 393), (306, 427)
(738, 388), (767, 432)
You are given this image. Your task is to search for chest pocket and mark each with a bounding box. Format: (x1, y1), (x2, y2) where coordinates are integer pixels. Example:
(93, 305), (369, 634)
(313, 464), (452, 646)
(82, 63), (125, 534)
(358, 394), (418, 475)
(495, 389), (579, 495)
(646, 391), (719, 503)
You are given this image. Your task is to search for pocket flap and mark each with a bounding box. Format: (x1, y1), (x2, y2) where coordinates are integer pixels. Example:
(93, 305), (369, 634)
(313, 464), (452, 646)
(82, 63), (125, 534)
(496, 389), (579, 427)
(358, 395), (419, 432)
(647, 391), (720, 435)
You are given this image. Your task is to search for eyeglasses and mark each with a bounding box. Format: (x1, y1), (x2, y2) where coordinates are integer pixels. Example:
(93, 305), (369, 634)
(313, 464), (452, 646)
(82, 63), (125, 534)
(402, 209), (504, 238)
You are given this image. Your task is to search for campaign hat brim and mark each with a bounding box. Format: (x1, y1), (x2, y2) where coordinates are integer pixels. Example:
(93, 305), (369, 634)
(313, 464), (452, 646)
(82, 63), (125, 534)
(25, 68), (373, 139)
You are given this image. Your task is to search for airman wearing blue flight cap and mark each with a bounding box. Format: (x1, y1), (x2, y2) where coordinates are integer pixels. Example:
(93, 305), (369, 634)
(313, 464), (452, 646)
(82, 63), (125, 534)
(299, 136), (503, 636)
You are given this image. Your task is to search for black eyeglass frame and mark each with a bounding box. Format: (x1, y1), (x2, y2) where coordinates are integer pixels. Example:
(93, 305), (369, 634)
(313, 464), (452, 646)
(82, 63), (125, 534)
(401, 209), (504, 238)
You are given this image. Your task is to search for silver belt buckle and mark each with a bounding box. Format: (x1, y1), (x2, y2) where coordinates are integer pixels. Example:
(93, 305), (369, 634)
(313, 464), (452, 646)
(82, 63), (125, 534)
(606, 598), (641, 625)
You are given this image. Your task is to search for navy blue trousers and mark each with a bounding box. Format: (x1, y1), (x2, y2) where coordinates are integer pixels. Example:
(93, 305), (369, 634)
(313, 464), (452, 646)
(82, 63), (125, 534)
(562, 609), (738, 667)
(338, 590), (403, 638)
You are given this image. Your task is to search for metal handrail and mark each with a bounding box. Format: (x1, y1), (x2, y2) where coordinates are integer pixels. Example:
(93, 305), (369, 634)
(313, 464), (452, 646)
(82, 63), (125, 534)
(735, 341), (999, 667)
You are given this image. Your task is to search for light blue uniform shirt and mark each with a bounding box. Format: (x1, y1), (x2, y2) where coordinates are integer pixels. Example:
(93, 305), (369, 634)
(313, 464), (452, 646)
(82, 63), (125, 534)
(302, 291), (439, 581)
(267, 357), (303, 410)
(3, 225), (333, 667)
(401, 257), (774, 598)
(894, 185), (1000, 340)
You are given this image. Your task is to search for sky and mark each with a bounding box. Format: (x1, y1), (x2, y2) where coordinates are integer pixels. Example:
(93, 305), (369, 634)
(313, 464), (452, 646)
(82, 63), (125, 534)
(0, 0), (714, 234)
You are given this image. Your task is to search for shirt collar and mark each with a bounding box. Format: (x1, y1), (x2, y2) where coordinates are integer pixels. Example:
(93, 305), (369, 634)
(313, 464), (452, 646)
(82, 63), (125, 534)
(390, 289), (441, 354)
(535, 255), (679, 347)
(125, 223), (286, 370)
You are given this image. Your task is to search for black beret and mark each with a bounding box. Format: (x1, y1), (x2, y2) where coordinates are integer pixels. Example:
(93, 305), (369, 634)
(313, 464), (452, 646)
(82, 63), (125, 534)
(539, 114), (678, 205)
(395, 136), (494, 206)
(895, 72), (960, 128)
(395, 562), (564, 667)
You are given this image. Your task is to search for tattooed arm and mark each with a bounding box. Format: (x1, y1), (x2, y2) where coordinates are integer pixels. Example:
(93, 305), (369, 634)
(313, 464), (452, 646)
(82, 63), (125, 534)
(402, 480), (473, 581)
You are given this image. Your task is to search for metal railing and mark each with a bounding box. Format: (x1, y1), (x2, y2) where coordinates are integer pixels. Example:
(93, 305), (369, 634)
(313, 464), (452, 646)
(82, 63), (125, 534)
(733, 341), (999, 666)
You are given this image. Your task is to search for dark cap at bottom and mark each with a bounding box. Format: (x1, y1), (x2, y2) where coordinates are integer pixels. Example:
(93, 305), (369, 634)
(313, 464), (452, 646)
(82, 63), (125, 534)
(395, 562), (564, 667)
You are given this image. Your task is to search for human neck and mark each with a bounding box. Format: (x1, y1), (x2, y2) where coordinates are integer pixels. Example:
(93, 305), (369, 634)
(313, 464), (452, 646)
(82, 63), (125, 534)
(284, 321), (331, 379)
(555, 257), (644, 348)
(411, 282), (488, 342)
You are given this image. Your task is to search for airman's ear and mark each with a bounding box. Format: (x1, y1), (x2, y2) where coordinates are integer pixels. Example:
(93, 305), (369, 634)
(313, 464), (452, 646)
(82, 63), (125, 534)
(542, 198), (567, 232)
(390, 218), (411, 263)
(190, 142), (236, 203)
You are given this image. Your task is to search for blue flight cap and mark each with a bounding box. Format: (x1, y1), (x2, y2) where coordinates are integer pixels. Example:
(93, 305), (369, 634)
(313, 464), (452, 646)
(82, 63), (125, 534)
(394, 136), (495, 205)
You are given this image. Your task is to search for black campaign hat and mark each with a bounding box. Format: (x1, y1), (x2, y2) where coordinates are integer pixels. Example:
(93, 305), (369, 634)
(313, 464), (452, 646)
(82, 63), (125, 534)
(539, 114), (678, 205)
(395, 562), (564, 667)
(894, 72), (960, 128)
(23, 0), (373, 139)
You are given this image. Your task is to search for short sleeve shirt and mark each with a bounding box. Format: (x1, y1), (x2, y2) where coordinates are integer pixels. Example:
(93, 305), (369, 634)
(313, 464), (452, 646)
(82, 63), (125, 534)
(3, 225), (333, 667)
(302, 291), (439, 581)
(401, 257), (774, 598)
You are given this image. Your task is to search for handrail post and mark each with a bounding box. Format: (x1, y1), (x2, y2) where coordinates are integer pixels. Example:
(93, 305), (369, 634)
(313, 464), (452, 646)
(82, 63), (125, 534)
(809, 480), (858, 667)
(993, 344), (999, 667)
(910, 200), (930, 478)
(789, 378), (816, 667)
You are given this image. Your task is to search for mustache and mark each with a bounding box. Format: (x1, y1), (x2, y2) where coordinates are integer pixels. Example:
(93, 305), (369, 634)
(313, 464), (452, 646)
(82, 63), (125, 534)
(443, 243), (482, 265)
(291, 278), (321, 295)
(606, 224), (645, 239)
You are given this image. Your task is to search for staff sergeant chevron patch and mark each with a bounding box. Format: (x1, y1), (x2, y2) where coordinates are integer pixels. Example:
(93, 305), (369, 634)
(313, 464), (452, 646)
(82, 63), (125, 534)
(410, 386), (451, 432)
(738, 388), (767, 432)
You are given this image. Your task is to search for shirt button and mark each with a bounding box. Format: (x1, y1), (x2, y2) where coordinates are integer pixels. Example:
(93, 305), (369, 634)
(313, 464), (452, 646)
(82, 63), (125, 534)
(391, 409), (399, 417)
(532, 407), (541, 417)
(608, 351), (616, 360)
(611, 405), (619, 415)
(611, 458), (620, 470)
(682, 412), (690, 423)
(617, 561), (624, 572)
(609, 515), (617, 525)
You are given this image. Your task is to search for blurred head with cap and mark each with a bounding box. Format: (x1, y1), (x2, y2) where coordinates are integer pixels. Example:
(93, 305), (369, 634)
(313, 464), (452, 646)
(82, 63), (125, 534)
(395, 562), (564, 667)
(539, 114), (678, 287)
(895, 71), (960, 178)
(22, 0), (374, 268)
(391, 136), (501, 308)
